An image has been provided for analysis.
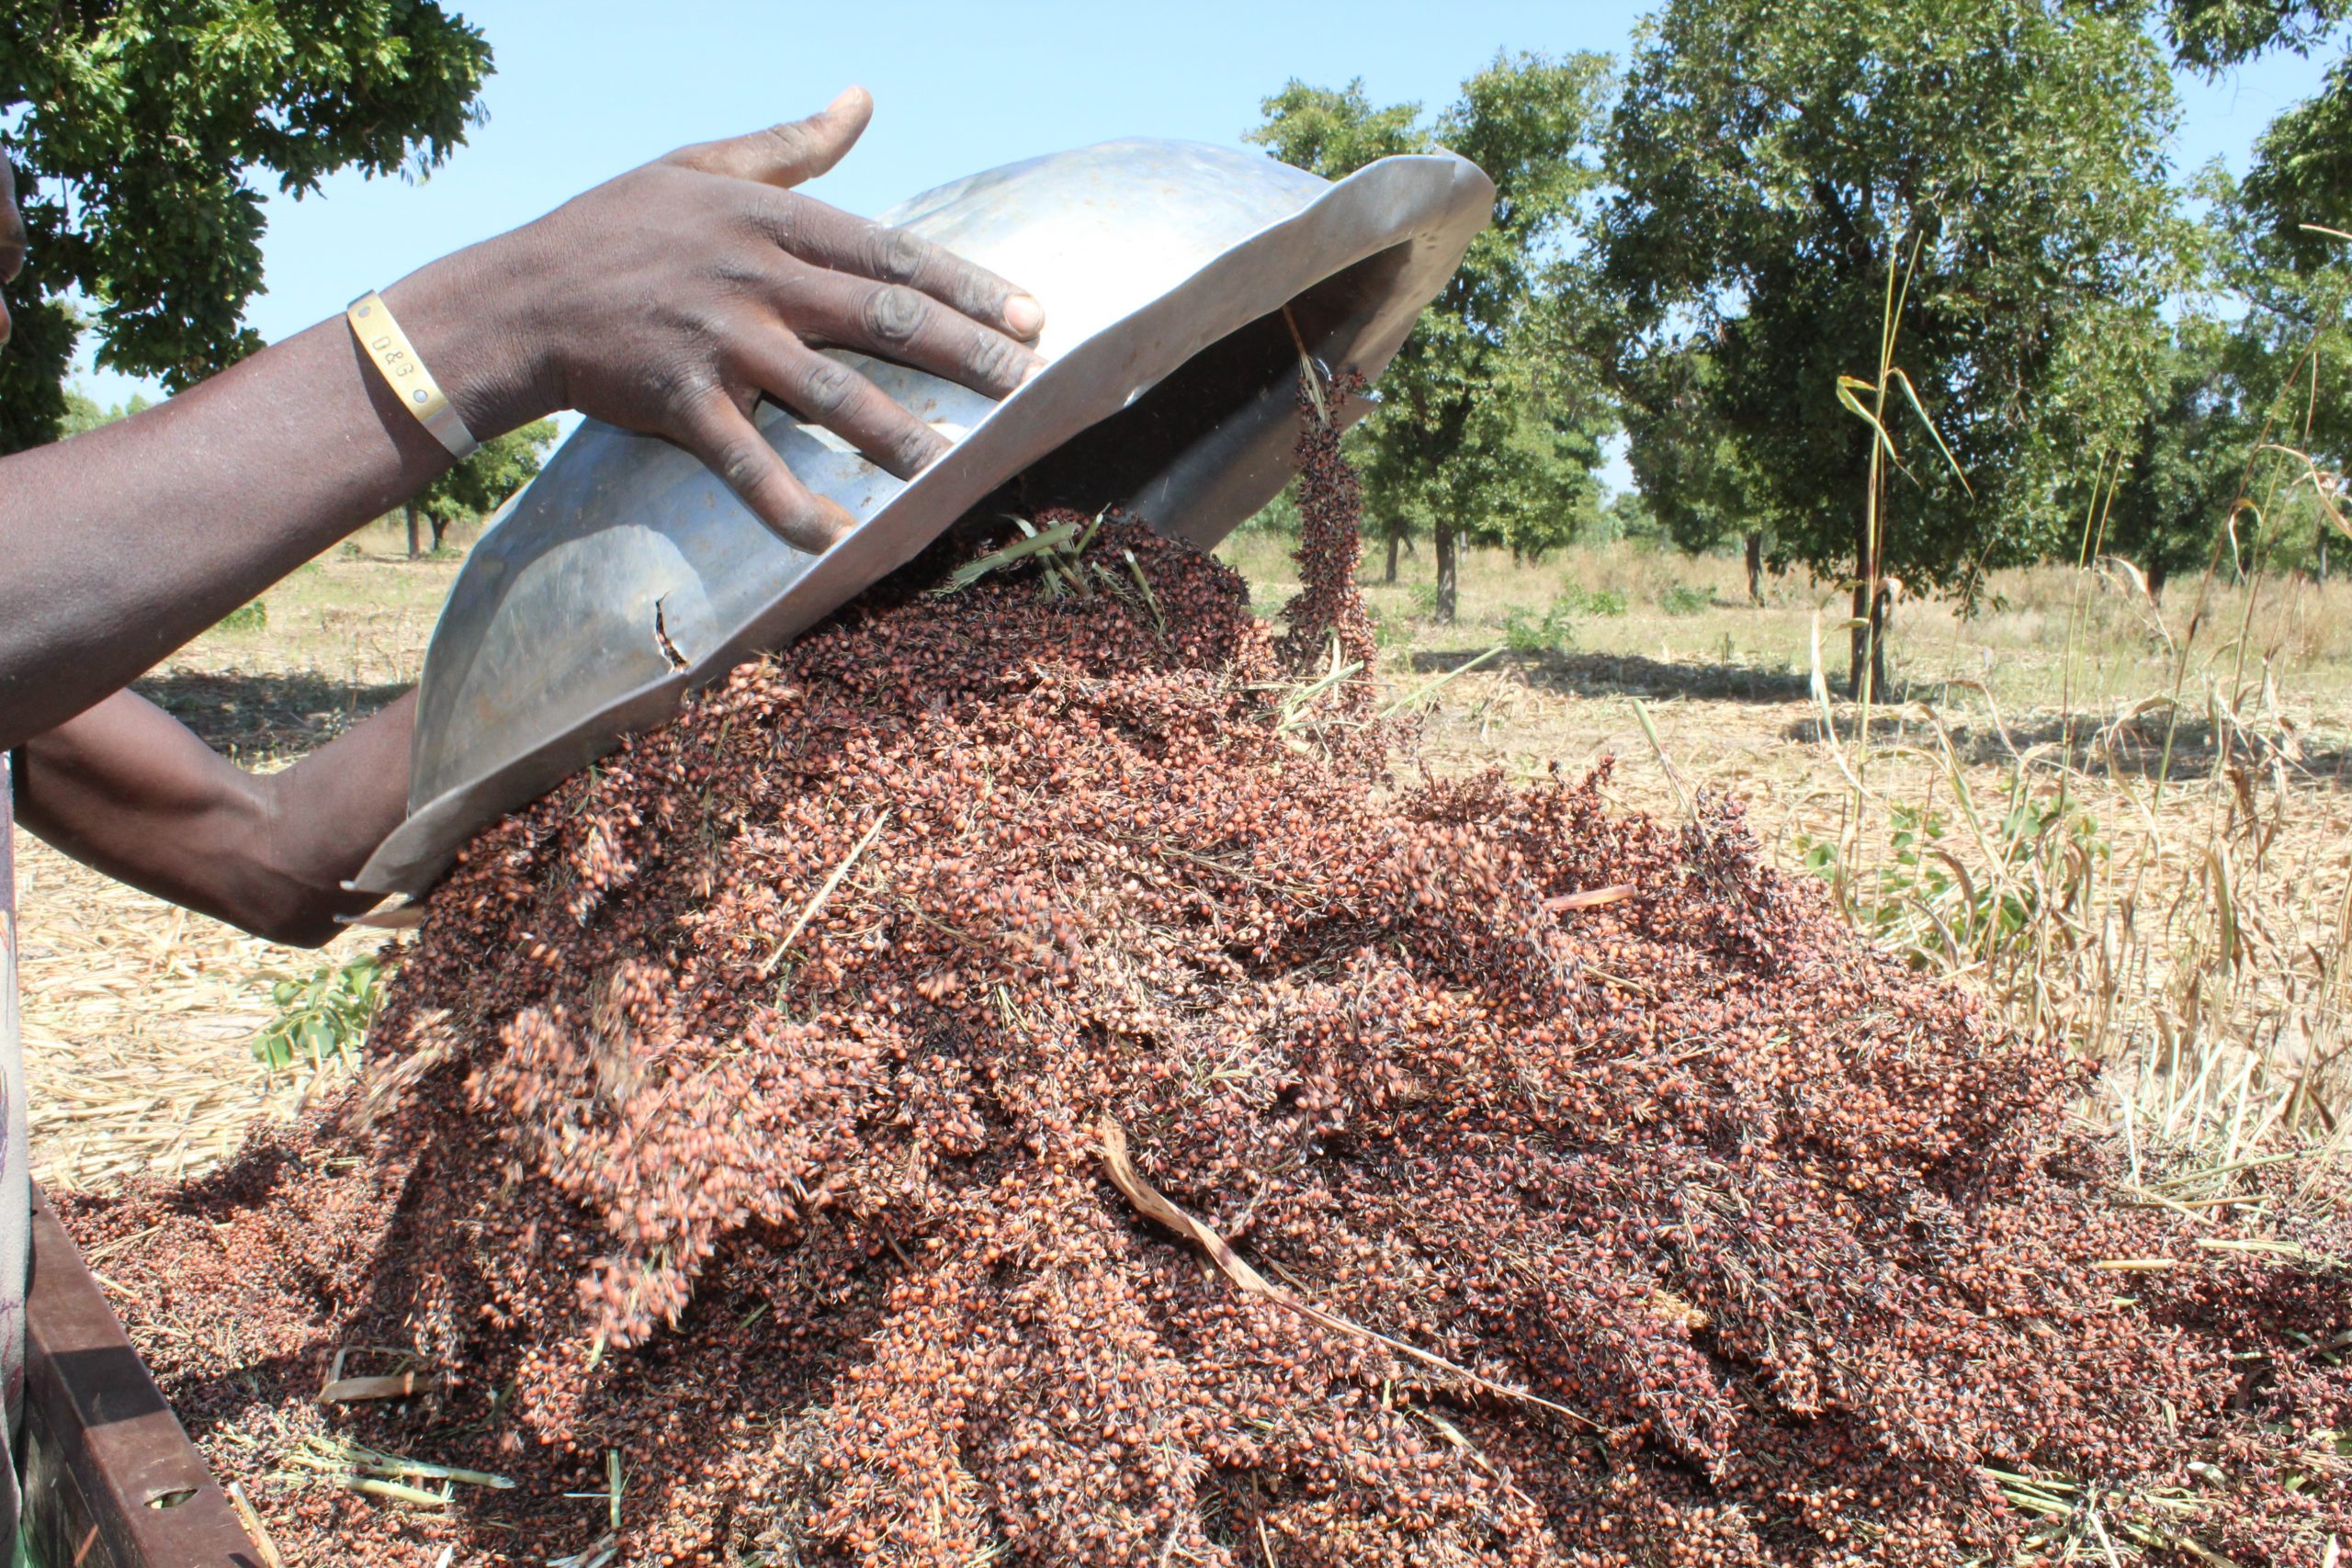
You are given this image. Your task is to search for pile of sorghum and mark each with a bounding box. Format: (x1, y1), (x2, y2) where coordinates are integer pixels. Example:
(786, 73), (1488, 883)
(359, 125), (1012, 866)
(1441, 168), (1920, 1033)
(61, 400), (2352, 1565)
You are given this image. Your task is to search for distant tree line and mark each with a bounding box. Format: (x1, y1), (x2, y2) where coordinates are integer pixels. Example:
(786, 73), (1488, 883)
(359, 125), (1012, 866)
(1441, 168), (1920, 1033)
(9, 2), (2351, 693)
(1251, 58), (1616, 625)
(1255, 0), (2352, 692)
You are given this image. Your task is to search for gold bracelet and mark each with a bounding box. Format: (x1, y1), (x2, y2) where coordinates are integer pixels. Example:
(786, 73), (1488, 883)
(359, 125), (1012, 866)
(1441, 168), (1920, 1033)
(346, 290), (479, 459)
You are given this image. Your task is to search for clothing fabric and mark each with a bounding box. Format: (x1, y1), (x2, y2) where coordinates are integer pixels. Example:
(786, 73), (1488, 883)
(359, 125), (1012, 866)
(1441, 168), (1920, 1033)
(0, 755), (24, 1539)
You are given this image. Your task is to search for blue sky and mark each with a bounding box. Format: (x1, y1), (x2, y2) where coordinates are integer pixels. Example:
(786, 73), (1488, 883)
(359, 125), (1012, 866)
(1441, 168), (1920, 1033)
(68, 0), (2341, 423)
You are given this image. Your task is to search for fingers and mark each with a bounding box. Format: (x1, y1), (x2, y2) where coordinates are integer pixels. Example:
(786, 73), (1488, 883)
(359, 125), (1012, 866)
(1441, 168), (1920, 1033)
(668, 86), (874, 187)
(752, 337), (952, 479)
(847, 279), (1043, 398)
(853, 219), (1046, 340)
(773, 271), (1041, 400)
(673, 390), (854, 555)
(751, 192), (1046, 343)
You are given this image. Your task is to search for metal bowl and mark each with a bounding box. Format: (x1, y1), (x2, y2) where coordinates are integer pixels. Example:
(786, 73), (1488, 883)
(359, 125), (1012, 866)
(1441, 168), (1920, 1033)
(356, 138), (1493, 895)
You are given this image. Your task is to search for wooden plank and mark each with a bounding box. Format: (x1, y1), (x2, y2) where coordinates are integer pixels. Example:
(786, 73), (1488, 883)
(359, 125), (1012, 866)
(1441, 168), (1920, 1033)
(22, 1187), (259, 1568)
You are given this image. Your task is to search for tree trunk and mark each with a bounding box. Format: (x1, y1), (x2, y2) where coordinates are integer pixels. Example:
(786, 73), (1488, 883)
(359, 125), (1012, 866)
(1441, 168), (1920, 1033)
(1868, 580), (1892, 697)
(1848, 512), (1887, 699)
(2320, 524), (2329, 586)
(1434, 520), (1459, 625)
(1745, 532), (1764, 606)
(1384, 529), (1401, 585)
(1849, 577), (1871, 697)
(431, 514), (451, 554)
(1849, 581), (1894, 698)
(405, 502), (423, 559)
(2146, 558), (2166, 604)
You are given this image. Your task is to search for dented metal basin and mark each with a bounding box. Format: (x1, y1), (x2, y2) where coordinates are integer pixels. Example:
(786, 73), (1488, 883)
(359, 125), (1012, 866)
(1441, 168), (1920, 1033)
(356, 139), (1494, 895)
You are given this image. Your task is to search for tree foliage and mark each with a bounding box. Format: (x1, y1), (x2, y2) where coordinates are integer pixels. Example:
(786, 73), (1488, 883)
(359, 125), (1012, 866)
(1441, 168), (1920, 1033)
(2238, 60), (2352, 270)
(59, 384), (153, 437)
(1611, 341), (1786, 601)
(2139, 0), (2352, 589)
(2179, 0), (2352, 273)
(2164, 0), (2352, 525)
(0, 0), (492, 451)
(1599, 0), (2185, 687)
(422, 421), (554, 521)
(2204, 157), (2352, 533)
(1251, 53), (1614, 620)
(2101, 315), (2259, 597)
(403, 419), (556, 554)
(2165, 0), (2350, 67)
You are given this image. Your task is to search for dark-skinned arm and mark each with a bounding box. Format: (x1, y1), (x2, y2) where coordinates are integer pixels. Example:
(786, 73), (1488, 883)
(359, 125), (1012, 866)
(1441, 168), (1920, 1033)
(0, 87), (1046, 751)
(12, 689), (415, 947)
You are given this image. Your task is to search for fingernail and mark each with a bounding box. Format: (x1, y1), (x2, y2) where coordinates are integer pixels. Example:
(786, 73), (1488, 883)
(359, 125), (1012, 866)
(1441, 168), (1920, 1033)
(1004, 294), (1046, 337)
(822, 499), (859, 547)
(907, 428), (953, 475)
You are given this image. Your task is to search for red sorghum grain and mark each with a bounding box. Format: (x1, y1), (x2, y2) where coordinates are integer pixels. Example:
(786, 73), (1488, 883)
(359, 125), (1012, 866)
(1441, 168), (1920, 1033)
(61, 386), (2352, 1565)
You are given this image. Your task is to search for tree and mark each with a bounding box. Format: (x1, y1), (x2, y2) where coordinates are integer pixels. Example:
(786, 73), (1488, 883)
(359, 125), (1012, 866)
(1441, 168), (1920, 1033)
(2102, 316), (2256, 601)
(1251, 54), (1615, 622)
(1616, 342), (1782, 604)
(2166, 0), (2349, 63)
(2164, 0), (2352, 270)
(2171, 0), (2352, 515)
(2237, 59), (2352, 269)
(1599, 0), (2185, 693)
(402, 420), (557, 557)
(59, 386), (154, 438)
(2218, 256), (2352, 578)
(0, 1), (492, 452)
(2103, 164), (2352, 598)
(1598, 487), (1667, 547)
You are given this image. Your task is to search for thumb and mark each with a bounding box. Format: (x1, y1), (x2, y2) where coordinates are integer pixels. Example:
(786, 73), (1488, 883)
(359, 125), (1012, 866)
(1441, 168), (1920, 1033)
(668, 86), (874, 187)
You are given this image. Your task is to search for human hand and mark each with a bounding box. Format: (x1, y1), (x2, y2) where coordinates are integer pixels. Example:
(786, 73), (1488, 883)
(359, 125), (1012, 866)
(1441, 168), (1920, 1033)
(392, 87), (1045, 551)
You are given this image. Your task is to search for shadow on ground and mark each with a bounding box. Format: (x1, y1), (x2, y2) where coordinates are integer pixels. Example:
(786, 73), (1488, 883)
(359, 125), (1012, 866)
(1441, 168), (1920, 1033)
(1408, 648), (2352, 790)
(1780, 705), (2352, 788)
(134, 670), (410, 762)
(1408, 647), (1815, 705)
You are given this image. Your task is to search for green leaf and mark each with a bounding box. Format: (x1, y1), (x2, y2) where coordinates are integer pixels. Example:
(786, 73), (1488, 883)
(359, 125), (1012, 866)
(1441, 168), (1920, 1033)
(3, 2), (492, 452)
